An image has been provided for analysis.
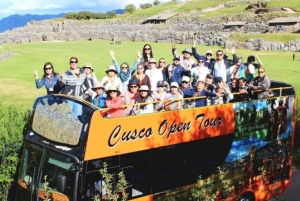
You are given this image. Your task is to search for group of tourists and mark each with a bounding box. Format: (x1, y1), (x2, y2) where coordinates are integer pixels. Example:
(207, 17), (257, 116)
(34, 42), (271, 118)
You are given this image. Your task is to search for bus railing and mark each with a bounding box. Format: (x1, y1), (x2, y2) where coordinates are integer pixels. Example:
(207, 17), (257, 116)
(51, 86), (293, 111)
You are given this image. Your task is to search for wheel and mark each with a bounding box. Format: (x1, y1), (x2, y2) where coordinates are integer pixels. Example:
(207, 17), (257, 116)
(239, 191), (255, 201)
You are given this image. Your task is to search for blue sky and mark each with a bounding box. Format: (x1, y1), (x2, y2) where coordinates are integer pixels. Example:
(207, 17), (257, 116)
(0, 0), (170, 20)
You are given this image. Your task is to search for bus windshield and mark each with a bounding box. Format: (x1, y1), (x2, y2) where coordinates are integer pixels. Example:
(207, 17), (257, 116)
(18, 142), (77, 201)
(31, 95), (96, 146)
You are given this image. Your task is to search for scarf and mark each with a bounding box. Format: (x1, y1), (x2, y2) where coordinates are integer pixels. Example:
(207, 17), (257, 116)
(119, 62), (130, 82)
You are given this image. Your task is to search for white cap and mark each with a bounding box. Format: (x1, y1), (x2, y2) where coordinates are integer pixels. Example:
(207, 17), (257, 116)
(206, 50), (213, 54)
(182, 76), (190, 82)
(170, 82), (179, 88)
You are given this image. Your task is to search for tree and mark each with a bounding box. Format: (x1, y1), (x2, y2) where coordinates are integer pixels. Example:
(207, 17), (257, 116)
(153, 0), (160, 6)
(125, 4), (136, 14)
(140, 3), (152, 9)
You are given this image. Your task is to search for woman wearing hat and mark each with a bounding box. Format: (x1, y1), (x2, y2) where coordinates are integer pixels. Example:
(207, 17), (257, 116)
(83, 62), (98, 102)
(101, 86), (125, 118)
(91, 82), (106, 109)
(121, 79), (140, 115)
(145, 58), (163, 92)
(101, 65), (123, 92)
(132, 85), (154, 115)
(109, 50), (142, 91)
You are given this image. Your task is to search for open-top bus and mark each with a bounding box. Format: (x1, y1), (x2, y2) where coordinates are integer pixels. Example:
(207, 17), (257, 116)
(14, 80), (296, 201)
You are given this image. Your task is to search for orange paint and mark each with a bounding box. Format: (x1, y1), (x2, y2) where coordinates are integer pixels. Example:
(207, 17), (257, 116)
(85, 104), (235, 160)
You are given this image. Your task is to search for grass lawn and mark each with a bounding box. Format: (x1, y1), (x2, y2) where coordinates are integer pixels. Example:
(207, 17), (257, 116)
(0, 40), (299, 109)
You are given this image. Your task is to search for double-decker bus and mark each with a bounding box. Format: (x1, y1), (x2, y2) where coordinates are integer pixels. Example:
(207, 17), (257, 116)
(14, 80), (296, 201)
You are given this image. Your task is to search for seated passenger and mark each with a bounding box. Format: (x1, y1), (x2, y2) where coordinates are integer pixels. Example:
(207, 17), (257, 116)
(214, 77), (233, 104)
(237, 77), (252, 101)
(132, 85), (154, 115)
(249, 67), (270, 99)
(91, 82), (106, 109)
(164, 82), (183, 110)
(152, 81), (168, 112)
(180, 76), (195, 108)
(190, 56), (210, 88)
(204, 74), (216, 105)
(101, 86), (125, 118)
(121, 79), (140, 115)
(193, 81), (217, 107)
(228, 77), (239, 102)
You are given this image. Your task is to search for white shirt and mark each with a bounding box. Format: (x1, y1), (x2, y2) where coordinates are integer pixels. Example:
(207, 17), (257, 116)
(145, 68), (163, 91)
(191, 66), (210, 82)
(101, 76), (123, 92)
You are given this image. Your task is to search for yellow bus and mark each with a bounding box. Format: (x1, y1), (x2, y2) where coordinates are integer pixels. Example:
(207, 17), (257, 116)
(14, 80), (296, 201)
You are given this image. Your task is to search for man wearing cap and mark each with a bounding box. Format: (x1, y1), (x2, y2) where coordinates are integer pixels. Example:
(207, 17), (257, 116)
(190, 56), (210, 87)
(168, 56), (191, 86)
(91, 82), (106, 108)
(192, 40), (216, 67)
(180, 76), (196, 108)
(145, 58), (163, 92)
(172, 44), (196, 69)
(214, 77), (233, 104)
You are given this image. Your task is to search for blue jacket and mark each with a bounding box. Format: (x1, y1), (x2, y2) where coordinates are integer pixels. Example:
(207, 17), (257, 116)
(169, 64), (191, 84)
(194, 90), (217, 107)
(92, 92), (106, 108)
(35, 74), (60, 94)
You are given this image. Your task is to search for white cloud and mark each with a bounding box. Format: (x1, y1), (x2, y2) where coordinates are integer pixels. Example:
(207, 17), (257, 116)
(0, 0), (170, 20)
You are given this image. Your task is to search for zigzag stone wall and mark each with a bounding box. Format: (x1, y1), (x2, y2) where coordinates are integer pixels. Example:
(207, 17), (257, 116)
(0, 19), (300, 52)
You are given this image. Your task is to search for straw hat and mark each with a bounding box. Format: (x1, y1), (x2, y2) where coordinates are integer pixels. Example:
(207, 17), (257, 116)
(91, 82), (104, 91)
(105, 86), (121, 96)
(105, 65), (118, 74)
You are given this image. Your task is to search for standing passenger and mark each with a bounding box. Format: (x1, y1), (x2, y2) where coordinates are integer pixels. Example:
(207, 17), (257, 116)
(91, 82), (106, 109)
(83, 62), (98, 102)
(34, 62), (60, 94)
(140, 44), (154, 70)
(102, 65), (123, 92)
(145, 58), (163, 92)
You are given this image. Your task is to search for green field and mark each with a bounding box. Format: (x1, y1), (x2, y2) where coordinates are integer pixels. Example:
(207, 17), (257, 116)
(0, 40), (299, 109)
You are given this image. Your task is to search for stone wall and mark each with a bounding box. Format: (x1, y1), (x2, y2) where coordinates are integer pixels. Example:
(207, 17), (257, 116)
(0, 19), (300, 51)
(0, 46), (13, 61)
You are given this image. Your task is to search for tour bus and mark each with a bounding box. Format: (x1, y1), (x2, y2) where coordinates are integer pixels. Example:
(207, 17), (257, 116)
(14, 80), (296, 201)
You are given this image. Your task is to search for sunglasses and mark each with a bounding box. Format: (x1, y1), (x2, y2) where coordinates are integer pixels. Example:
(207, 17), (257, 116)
(44, 67), (52, 70)
(159, 61), (165, 63)
(109, 91), (118, 93)
(121, 66), (128, 69)
(198, 61), (204, 63)
(258, 71), (264, 73)
(96, 88), (103, 90)
(157, 86), (164, 88)
(182, 81), (189, 84)
(70, 61), (78, 63)
(144, 48), (151, 50)
(130, 86), (138, 88)
(206, 54), (212, 56)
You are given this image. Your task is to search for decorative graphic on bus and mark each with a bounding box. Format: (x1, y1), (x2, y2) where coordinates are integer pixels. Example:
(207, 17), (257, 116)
(32, 102), (83, 145)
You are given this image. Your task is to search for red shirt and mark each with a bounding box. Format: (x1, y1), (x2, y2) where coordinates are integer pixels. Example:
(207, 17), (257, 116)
(101, 96), (125, 118)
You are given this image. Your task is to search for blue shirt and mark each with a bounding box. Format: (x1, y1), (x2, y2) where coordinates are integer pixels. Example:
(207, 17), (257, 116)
(35, 74), (60, 94)
(92, 92), (106, 108)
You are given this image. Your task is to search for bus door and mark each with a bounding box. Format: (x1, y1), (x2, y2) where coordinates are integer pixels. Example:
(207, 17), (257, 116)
(16, 142), (79, 201)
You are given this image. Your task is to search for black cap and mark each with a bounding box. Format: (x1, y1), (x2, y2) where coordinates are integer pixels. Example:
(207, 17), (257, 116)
(157, 80), (164, 87)
(215, 77), (223, 83)
(173, 55), (180, 61)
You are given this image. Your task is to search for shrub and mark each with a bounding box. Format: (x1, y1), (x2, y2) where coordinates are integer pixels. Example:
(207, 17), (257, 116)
(0, 102), (30, 200)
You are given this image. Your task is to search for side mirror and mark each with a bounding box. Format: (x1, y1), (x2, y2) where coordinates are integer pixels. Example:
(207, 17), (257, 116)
(57, 174), (66, 193)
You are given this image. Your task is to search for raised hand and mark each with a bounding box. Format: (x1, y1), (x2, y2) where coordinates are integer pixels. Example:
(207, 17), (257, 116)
(231, 47), (235, 55)
(109, 50), (115, 59)
(137, 50), (142, 59)
(193, 39), (197, 47)
(33, 70), (38, 79)
(172, 43), (177, 50)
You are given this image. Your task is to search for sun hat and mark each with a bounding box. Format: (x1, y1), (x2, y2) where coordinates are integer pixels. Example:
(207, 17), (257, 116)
(181, 48), (192, 54)
(83, 62), (93, 71)
(170, 82), (179, 88)
(139, 85), (150, 91)
(148, 58), (156, 64)
(91, 82), (104, 91)
(105, 65), (118, 74)
(105, 86), (121, 96)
